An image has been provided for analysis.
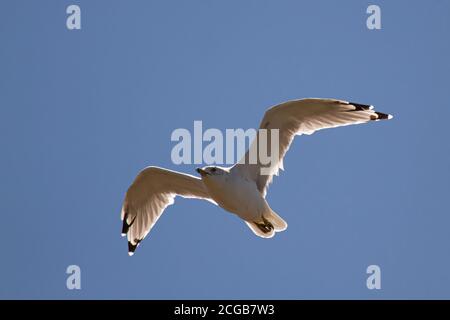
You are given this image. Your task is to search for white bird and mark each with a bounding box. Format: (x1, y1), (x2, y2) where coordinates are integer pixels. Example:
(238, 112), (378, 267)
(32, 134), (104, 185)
(121, 98), (392, 255)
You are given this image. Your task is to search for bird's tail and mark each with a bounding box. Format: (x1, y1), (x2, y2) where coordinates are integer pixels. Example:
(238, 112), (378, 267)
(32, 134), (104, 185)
(245, 221), (276, 238)
(245, 208), (288, 238)
(266, 209), (288, 232)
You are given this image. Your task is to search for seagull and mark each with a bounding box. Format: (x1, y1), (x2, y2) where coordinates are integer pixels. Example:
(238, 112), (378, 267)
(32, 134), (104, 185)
(121, 98), (392, 255)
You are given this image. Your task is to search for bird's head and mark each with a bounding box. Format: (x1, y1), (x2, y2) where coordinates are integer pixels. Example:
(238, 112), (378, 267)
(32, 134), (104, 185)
(196, 166), (228, 179)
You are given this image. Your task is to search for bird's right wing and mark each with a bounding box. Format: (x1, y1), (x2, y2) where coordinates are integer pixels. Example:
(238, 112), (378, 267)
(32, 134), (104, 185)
(232, 98), (392, 197)
(120, 166), (216, 255)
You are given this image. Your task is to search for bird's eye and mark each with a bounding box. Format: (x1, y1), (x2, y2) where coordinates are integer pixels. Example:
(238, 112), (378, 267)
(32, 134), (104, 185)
(211, 168), (217, 173)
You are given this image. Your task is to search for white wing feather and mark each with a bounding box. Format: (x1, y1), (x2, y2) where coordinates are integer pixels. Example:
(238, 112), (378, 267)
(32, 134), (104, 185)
(120, 166), (216, 255)
(232, 98), (392, 197)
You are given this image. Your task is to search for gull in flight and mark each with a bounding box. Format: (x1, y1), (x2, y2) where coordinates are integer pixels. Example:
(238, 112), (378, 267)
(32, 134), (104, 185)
(121, 98), (392, 255)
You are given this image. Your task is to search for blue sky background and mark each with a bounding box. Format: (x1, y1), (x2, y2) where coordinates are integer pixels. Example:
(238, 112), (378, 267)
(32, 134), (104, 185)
(1, 0), (449, 299)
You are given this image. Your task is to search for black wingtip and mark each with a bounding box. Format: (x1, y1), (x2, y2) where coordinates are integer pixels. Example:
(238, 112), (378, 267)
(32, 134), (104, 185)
(348, 102), (373, 111)
(374, 111), (393, 120)
(128, 239), (141, 256)
(347, 102), (393, 120)
(122, 220), (130, 235)
(121, 211), (136, 235)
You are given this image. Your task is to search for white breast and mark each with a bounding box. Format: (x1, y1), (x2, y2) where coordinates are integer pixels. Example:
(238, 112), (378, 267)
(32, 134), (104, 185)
(203, 173), (266, 221)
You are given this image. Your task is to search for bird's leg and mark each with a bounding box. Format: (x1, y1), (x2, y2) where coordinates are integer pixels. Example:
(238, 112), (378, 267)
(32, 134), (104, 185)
(262, 215), (274, 230)
(254, 216), (274, 234)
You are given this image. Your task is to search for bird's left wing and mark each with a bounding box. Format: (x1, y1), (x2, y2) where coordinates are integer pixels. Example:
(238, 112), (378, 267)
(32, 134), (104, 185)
(232, 98), (393, 197)
(121, 166), (216, 255)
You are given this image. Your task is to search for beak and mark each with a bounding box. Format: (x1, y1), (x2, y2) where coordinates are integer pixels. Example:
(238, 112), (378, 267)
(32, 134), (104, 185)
(196, 168), (208, 176)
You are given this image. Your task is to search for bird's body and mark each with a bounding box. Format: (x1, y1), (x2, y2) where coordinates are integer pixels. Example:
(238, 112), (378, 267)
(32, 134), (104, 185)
(199, 167), (274, 224)
(120, 98), (393, 255)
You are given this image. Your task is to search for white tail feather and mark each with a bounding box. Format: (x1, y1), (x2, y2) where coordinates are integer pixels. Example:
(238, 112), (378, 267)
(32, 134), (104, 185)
(266, 209), (288, 232)
(245, 221), (275, 238)
(244, 209), (287, 238)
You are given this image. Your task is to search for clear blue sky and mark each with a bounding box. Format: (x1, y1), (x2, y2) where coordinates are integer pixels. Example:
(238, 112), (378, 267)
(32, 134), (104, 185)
(1, 0), (449, 299)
